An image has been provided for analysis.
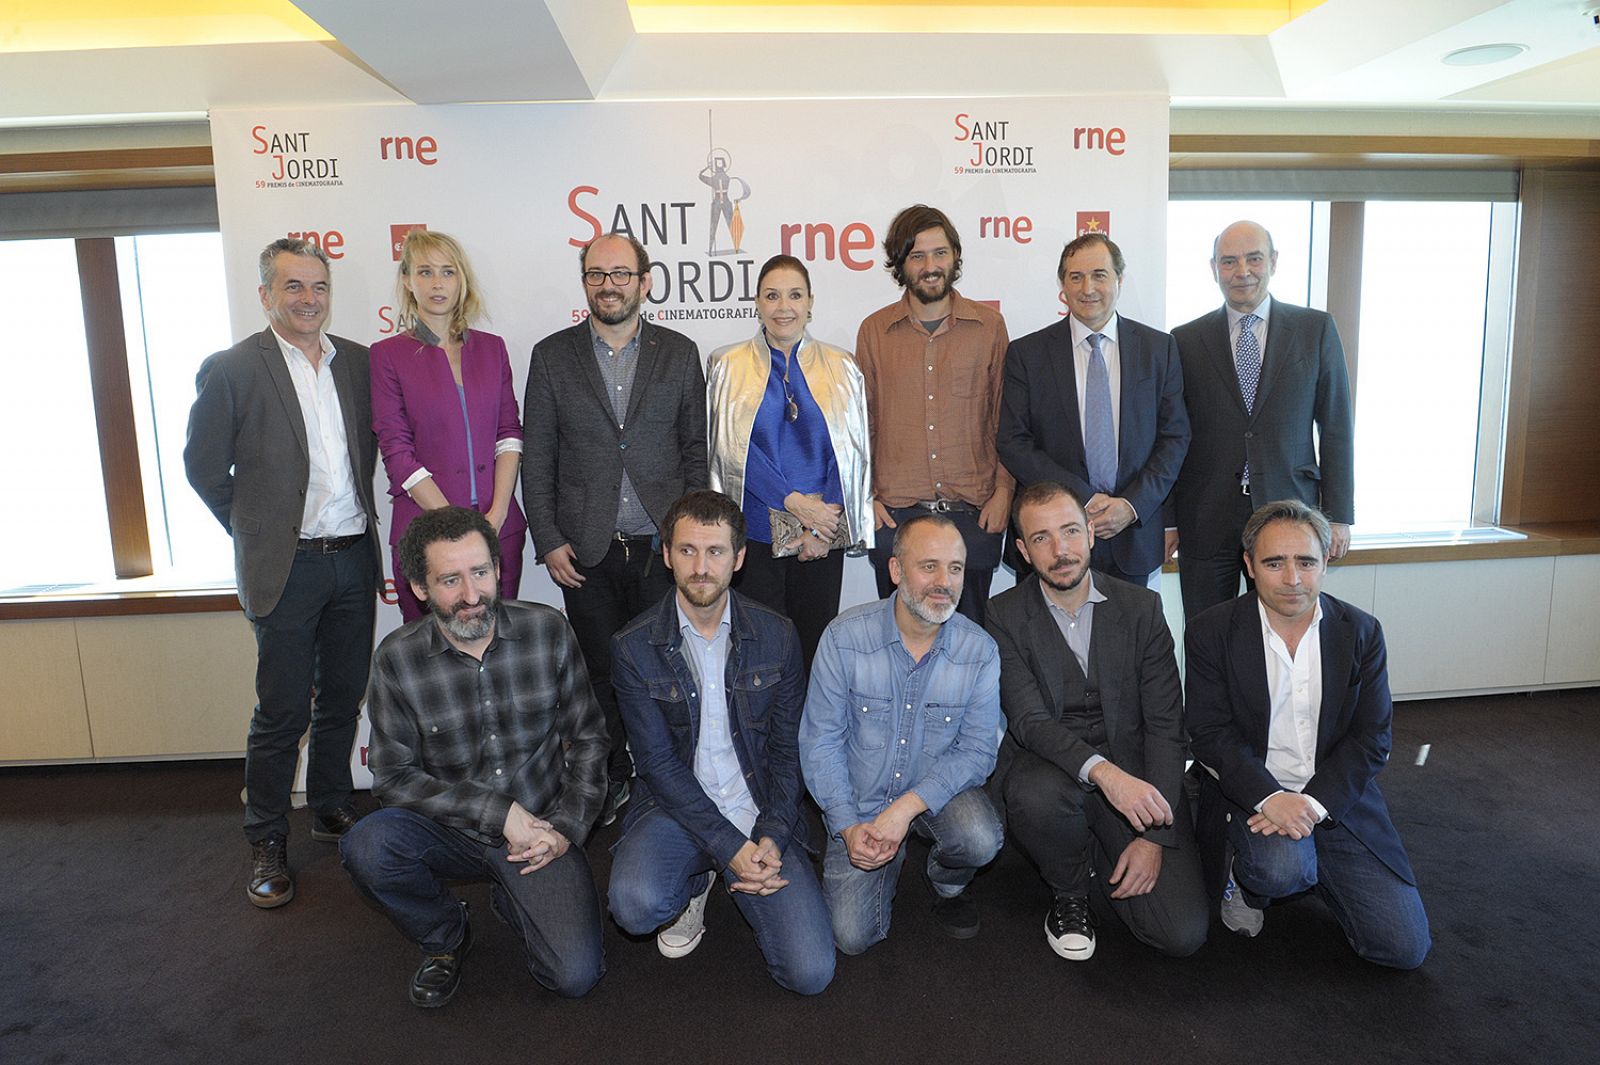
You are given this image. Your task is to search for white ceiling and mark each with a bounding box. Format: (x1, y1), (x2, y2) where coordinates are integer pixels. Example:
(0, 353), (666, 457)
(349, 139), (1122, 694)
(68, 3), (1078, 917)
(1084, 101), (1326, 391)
(2, 0), (1597, 130)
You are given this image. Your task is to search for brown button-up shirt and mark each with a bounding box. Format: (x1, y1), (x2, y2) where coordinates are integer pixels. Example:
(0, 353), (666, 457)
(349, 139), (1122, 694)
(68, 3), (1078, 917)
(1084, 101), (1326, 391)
(855, 288), (1014, 509)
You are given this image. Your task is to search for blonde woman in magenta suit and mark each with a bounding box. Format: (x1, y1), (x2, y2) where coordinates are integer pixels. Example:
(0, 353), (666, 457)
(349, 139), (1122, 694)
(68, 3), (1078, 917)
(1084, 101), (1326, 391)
(371, 230), (526, 621)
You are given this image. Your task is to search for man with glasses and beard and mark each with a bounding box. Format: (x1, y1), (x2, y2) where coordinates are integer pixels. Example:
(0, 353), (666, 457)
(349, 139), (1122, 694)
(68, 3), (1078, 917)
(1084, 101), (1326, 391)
(800, 513), (1004, 951)
(854, 204), (1013, 625)
(523, 232), (709, 828)
(983, 482), (1207, 963)
(340, 507), (608, 1008)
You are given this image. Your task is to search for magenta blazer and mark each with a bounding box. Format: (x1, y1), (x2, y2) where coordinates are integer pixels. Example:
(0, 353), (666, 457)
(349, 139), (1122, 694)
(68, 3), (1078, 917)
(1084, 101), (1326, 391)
(370, 328), (528, 546)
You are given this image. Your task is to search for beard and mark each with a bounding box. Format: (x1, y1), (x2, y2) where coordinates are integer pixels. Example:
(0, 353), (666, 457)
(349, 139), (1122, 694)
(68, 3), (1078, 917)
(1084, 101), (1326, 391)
(909, 269), (951, 305)
(677, 573), (730, 609)
(430, 591), (498, 642)
(901, 583), (958, 625)
(587, 285), (641, 326)
(1038, 555), (1090, 594)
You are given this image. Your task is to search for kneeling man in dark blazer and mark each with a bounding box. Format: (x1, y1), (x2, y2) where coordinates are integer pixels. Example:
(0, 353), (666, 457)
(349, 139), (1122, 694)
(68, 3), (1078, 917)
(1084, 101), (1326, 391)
(1186, 499), (1430, 969)
(986, 482), (1207, 962)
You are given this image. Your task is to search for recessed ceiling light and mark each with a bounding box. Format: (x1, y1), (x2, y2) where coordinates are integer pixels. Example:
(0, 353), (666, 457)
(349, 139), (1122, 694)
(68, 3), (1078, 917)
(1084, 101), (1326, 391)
(1441, 43), (1529, 66)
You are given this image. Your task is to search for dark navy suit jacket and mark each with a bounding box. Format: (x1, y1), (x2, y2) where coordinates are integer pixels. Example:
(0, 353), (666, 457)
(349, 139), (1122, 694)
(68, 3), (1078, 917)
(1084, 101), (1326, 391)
(997, 314), (1190, 577)
(1185, 592), (1415, 883)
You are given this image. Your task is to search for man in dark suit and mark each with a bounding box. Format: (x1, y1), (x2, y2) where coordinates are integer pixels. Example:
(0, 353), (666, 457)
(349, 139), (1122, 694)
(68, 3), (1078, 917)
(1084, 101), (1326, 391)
(1186, 499), (1429, 969)
(1169, 220), (1354, 620)
(185, 237), (380, 909)
(998, 232), (1189, 588)
(986, 481), (1207, 962)
(522, 231), (709, 826)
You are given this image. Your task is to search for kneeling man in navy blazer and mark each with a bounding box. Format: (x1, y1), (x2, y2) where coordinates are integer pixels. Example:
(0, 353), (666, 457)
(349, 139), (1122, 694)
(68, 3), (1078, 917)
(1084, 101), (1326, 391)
(1186, 499), (1430, 969)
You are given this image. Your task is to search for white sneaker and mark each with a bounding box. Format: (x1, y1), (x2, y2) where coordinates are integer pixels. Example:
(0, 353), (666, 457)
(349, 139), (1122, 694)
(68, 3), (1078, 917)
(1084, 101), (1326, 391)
(1220, 855), (1264, 938)
(657, 876), (713, 958)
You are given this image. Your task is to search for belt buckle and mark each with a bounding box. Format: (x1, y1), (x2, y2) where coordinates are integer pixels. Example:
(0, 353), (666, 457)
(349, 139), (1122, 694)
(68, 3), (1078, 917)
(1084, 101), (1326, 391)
(929, 498), (953, 513)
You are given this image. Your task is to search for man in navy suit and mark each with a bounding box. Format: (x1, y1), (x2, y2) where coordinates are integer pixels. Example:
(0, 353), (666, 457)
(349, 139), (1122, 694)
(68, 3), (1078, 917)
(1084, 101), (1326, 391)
(1186, 499), (1429, 969)
(998, 232), (1189, 588)
(1169, 220), (1354, 620)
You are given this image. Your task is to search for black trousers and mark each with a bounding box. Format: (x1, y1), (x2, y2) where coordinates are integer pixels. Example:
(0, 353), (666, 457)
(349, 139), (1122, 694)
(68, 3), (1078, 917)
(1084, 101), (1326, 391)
(868, 504), (1003, 627)
(1177, 489), (1256, 620)
(243, 536), (376, 843)
(999, 745), (1208, 957)
(734, 543), (844, 674)
(560, 536), (674, 784)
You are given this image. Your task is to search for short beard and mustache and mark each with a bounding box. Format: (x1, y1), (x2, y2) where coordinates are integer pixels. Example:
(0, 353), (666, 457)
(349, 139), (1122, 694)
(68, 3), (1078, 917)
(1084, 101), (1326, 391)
(1038, 555), (1089, 594)
(677, 573), (729, 609)
(909, 269), (951, 305)
(901, 584), (958, 625)
(587, 285), (641, 325)
(430, 592), (497, 642)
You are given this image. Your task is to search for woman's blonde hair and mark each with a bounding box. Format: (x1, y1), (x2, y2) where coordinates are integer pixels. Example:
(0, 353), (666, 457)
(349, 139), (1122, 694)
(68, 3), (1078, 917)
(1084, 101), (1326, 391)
(395, 228), (485, 341)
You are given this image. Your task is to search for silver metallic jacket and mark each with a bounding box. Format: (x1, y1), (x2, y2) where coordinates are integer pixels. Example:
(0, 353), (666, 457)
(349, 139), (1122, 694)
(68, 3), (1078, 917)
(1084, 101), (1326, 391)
(706, 330), (873, 552)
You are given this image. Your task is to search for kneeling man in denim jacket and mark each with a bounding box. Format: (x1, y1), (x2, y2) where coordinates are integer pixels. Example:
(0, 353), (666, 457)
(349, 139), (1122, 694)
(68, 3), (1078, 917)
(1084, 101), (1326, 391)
(608, 490), (835, 994)
(800, 513), (1004, 953)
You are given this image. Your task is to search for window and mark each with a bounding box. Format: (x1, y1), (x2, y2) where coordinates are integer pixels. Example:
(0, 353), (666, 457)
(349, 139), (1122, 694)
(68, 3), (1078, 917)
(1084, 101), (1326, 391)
(0, 232), (235, 595)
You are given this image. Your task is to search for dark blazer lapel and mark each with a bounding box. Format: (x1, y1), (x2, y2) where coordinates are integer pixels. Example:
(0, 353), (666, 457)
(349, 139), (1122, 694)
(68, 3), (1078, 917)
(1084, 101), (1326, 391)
(1114, 322), (1145, 480)
(1230, 594), (1273, 749)
(329, 339), (370, 497)
(1088, 581), (1129, 749)
(1255, 301), (1298, 414)
(1045, 320), (1085, 467)
(1316, 595), (1356, 750)
(1019, 580), (1067, 717)
(257, 329), (310, 459)
(623, 322), (664, 428)
(571, 326), (617, 422)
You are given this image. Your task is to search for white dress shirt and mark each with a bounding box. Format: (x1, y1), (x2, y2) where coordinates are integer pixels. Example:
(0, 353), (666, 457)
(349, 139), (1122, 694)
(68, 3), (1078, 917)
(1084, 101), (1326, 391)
(269, 328), (367, 538)
(1257, 596), (1329, 821)
(679, 598), (760, 836)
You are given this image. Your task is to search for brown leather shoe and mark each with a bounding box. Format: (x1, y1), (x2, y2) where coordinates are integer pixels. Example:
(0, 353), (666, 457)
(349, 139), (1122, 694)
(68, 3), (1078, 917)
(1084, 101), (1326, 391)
(311, 806), (360, 842)
(248, 835), (294, 909)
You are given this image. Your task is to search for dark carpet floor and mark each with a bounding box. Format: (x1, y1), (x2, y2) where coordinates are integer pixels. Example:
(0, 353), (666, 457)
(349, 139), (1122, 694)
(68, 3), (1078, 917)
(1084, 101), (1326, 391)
(5, 689), (1599, 1065)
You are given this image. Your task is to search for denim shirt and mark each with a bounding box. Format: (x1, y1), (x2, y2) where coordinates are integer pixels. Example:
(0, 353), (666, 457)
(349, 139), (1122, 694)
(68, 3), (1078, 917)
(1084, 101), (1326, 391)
(799, 594), (1002, 838)
(611, 590), (809, 865)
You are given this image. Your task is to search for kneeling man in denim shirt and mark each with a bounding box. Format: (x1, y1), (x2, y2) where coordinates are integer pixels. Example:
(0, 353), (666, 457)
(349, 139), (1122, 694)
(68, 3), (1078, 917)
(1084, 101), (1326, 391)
(800, 513), (1004, 951)
(608, 491), (835, 994)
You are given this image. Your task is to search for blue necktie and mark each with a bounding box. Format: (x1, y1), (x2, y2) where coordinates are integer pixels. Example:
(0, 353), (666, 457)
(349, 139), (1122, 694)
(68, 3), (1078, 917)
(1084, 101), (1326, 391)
(1084, 332), (1116, 495)
(1236, 313), (1262, 487)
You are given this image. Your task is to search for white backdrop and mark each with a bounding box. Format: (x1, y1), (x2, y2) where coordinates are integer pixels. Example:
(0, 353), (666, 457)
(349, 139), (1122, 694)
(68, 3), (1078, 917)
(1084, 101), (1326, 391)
(208, 96), (1170, 787)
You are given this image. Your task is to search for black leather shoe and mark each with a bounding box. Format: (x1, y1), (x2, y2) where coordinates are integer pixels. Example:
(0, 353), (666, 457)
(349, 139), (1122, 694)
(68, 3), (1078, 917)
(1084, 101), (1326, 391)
(410, 915), (472, 1008)
(600, 779), (631, 827)
(248, 835), (294, 909)
(931, 888), (980, 939)
(310, 806), (360, 842)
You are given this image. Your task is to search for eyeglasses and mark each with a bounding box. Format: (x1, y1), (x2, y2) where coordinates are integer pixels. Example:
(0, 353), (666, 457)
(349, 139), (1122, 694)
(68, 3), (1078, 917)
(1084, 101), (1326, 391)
(582, 268), (640, 287)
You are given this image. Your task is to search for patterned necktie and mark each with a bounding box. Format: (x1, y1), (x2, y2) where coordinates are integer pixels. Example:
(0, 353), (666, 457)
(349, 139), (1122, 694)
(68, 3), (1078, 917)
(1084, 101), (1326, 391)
(1236, 313), (1261, 488)
(1236, 313), (1262, 415)
(1084, 332), (1116, 495)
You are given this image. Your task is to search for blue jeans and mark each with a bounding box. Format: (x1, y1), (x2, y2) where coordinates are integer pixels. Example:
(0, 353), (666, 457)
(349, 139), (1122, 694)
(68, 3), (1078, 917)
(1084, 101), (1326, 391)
(340, 808), (605, 997)
(822, 786), (1003, 956)
(608, 806), (835, 995)
(1228, 813), (1431, 970)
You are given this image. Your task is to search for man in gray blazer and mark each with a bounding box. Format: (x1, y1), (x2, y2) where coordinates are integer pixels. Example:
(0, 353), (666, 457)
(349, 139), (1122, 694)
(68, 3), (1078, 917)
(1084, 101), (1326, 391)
(185, 237), (380, 909)
(522, 231), (708, 825)
(986, 481), (1207, 962)
(1169, 220), (1354, 620)
(997, 233), (1189, 587)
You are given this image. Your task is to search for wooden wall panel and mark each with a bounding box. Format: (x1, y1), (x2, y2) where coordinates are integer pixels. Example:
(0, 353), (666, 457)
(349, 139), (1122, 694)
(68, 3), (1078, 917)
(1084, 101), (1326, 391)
(1502, 169), (1600, 524)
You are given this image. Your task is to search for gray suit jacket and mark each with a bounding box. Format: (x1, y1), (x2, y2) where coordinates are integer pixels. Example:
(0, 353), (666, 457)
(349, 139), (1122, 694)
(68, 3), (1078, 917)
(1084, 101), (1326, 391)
(521, 320), (708, 567)
(184, 328), (380, 617)
(997, 314), (1190, 576)
(984, 572), (1187, 847)
(1170, 300), (1353, 557)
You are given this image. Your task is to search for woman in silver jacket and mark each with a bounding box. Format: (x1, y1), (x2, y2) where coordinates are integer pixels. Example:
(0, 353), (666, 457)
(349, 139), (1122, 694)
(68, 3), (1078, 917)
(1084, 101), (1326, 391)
(706, 254), (872, 670)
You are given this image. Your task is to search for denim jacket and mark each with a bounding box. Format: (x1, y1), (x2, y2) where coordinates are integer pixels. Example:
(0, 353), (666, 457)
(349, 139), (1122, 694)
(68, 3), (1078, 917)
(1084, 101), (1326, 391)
(799, 594), (1002, 838)
(611, 590), (809, 865)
